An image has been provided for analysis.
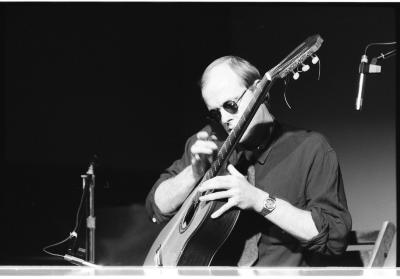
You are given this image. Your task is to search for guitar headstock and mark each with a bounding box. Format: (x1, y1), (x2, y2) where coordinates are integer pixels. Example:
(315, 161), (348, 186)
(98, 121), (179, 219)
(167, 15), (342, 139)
(266, 34), (323, 80)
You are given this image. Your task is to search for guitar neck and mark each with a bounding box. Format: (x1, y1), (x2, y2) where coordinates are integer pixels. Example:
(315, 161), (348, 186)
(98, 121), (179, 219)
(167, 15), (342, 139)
(196, 34), (323, 192)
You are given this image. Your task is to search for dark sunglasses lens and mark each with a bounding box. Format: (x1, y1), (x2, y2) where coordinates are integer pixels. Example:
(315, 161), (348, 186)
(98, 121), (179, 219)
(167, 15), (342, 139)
(223, 101), (238, 114)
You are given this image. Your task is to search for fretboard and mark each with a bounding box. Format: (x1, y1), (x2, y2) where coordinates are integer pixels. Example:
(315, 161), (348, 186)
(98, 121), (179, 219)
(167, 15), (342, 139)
(193, 75), (274, 202)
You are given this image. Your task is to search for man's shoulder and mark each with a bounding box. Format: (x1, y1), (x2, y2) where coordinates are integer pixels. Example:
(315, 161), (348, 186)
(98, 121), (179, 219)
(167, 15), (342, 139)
(279, 123), (334, 153)
(298, 130), (332, 148)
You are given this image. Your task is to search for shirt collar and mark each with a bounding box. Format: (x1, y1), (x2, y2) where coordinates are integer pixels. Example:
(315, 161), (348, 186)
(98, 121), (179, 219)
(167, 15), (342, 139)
(241, 121), (281, 165)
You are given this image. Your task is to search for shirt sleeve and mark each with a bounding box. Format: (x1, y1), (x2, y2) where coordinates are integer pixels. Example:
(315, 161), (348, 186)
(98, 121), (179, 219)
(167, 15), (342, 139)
(144, 133), (197, 224)
(299, 136), (352, 256)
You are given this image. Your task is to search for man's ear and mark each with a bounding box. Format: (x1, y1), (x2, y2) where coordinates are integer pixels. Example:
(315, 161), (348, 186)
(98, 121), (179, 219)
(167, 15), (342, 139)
(249, 79), (261, 91)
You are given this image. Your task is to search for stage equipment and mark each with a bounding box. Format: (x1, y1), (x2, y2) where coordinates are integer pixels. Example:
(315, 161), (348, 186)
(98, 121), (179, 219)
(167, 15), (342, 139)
(83, 159), (96, 263)
(43, 156), (98, 266)
(355, 42), (396, 111)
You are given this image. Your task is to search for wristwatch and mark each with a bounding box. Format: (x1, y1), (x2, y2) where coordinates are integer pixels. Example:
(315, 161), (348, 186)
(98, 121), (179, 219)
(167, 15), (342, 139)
(260, 194), (276, 216)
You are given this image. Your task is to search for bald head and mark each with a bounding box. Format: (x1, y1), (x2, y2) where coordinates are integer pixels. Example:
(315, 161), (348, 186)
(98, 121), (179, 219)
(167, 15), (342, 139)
(200, 56), (261, 92)
(199, 55), (273, 144)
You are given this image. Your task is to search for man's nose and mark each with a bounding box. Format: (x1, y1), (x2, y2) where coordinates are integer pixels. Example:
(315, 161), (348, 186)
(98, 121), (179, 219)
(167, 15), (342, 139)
(220, 109), (234, 126)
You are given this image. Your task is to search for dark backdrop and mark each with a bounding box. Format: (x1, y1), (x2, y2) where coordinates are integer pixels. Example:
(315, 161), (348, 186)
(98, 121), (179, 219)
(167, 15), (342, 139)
(1, 3), (397, 266)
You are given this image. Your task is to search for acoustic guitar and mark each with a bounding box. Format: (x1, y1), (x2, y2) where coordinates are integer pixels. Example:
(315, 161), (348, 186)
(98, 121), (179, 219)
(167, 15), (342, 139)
(144, 34), (324, 266)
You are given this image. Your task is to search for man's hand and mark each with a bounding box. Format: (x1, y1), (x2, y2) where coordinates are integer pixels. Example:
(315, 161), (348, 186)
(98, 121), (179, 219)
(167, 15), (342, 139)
(197, 164), (263, 218)
(190, 131), (218, 180)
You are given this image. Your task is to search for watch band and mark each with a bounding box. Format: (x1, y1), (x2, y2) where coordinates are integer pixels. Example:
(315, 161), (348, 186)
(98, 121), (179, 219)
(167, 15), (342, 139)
(260, 194), (276, 216)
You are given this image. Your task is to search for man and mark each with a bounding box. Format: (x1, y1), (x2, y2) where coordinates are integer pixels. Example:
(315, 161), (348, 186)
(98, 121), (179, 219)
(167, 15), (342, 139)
(145, 56), (352, 266)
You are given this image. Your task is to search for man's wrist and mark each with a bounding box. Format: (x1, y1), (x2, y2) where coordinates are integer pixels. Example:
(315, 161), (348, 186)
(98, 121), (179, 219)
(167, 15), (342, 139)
(254, 190), (269, 213)
(255, 190), (276, 217)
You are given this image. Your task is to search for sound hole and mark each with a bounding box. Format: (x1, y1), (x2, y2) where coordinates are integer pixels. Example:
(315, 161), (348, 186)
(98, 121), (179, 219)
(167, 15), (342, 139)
(179, 200), (199, 233)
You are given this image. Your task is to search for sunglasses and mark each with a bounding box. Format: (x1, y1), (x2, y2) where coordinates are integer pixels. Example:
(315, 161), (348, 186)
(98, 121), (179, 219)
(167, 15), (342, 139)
(208, 89), (248, 121)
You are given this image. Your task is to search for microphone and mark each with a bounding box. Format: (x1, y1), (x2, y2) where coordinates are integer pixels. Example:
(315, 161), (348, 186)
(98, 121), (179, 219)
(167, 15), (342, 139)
(355, 55), (369, 110)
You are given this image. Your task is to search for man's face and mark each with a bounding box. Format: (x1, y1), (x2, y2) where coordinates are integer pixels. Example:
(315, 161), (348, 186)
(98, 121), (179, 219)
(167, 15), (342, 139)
(201, 63), (267, 143)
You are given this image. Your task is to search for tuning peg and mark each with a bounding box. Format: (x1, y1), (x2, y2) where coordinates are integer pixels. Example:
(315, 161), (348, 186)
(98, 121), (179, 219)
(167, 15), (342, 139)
(311, 55), (319, 64)
(293, 71), (300, 80)
(301, 63), (310, 72)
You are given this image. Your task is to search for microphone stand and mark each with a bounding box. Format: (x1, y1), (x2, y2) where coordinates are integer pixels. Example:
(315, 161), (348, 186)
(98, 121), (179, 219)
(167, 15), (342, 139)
(66, 161), (96, 265)
(84, 162), (96, 264)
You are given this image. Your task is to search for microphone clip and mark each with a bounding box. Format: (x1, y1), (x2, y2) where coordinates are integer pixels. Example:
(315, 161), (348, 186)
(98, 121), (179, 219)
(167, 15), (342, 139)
(359, 55), (381, 75)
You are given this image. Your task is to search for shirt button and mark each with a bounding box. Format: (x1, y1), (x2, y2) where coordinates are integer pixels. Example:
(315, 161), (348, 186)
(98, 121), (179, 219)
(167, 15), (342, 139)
(152, 217), (157, 223)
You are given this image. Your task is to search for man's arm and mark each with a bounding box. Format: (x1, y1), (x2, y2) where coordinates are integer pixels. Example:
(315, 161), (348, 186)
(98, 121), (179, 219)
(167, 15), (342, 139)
(153, 130), (219, 215)
(253, 189), (319, 241)
(198, 140), (352, 255)
(154, 165), (198, 214)
(198, 164), (319, 241)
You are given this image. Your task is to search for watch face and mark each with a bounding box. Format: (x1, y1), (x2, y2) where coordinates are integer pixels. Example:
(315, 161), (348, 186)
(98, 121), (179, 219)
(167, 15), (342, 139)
(260, 196), (276, 216)
(264, 197), (276, 211)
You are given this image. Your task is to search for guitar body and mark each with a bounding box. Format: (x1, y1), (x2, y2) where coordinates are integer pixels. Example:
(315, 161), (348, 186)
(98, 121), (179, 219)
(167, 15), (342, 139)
(144, 34), (323, 267)
(144, 186), (240, 266)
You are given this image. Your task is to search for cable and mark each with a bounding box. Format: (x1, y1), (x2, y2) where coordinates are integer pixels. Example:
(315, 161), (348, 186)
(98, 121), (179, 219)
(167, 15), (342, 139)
(42, 183), (87, 259)
(283, 78), (292, 109)
(72, 182), (87, 233)
(364, 41), (397, 55)
(43, 234), (74, 258)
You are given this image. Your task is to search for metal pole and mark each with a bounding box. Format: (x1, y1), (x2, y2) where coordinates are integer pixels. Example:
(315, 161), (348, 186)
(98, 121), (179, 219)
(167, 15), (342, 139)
(86, 164), (96, 263)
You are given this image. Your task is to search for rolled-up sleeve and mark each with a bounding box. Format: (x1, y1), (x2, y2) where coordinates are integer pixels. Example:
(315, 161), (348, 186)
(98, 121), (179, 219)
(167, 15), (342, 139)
(300, 146), (352, 255)
(145, 134), (195, 224)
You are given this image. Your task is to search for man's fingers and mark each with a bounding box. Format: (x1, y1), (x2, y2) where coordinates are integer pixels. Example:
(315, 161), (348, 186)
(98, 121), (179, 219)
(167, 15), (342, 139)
(227, 164), (243, 177)
(197, 131), (218, 141)
(191, 145), (215, 155)
(197, 177), (230, 192)
(211, 200), (236, 219)
(196, 131), (209, 139)
(191, 141), (218, 155)
(199, 190), (233, 202)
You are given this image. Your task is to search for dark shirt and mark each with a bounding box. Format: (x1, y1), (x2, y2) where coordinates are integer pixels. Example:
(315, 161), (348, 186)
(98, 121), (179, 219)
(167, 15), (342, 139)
(145, 121), (352, 266)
